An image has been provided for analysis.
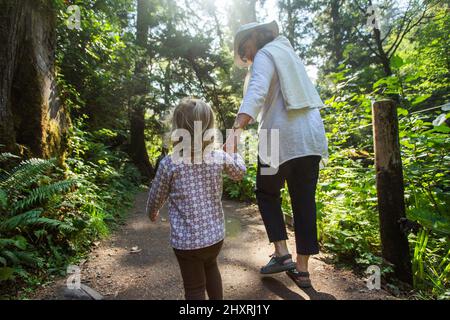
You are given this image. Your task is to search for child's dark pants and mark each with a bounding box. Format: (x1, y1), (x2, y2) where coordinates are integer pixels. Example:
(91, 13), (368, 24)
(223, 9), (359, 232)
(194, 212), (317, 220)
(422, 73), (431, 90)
(173, 240), (223, 300)
(256, 155), (321, 255)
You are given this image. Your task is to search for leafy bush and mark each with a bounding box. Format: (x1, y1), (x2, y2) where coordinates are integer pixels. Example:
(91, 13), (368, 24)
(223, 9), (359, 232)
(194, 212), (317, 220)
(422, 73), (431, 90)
(0, 157), (78, 287)
(224, 162), (257, 201)
(0, 123), (141, 297)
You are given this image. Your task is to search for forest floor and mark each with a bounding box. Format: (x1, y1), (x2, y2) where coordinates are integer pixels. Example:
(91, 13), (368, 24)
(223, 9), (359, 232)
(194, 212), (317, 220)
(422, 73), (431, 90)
(32, 191), (397, 300)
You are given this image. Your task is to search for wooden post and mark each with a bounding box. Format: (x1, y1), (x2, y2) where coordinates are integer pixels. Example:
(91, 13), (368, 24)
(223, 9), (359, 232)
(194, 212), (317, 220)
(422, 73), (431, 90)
(372, 99), (412, 285)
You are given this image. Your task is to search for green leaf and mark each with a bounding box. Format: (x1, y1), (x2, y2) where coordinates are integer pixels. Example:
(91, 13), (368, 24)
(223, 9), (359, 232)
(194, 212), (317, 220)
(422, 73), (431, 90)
(0, 267), (15, 281)
(12, 236), (28, 250)
(411, 94), (432, 107)
(0, 210), (43, 231)
(397, 107), (409, 116)
(2, 251), (19, 265)
(0, 152), (20, 163)
(0, 237), (27, 250)
(433, 125), (450, 133)
(0, 189), (7, 209)
(12, 179), (77, 213)
(391, 55), (405, 69)
(0, 158), (54, 191)
(373, 76), (400, 93)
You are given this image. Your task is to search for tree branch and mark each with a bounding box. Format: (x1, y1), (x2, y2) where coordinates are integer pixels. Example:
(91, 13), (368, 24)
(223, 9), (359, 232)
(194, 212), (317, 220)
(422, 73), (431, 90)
(386, 0), (415, 56)
(387, 2), (431, 59)
(355, 27), (383, 59)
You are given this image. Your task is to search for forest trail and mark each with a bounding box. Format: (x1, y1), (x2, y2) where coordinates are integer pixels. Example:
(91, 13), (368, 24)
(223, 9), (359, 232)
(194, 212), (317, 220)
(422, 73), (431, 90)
(33, 192), (396, 300)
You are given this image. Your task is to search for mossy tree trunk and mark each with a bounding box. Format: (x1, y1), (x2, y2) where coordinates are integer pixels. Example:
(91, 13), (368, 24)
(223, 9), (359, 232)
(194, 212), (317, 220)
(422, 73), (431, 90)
(0, 0), (69, 159)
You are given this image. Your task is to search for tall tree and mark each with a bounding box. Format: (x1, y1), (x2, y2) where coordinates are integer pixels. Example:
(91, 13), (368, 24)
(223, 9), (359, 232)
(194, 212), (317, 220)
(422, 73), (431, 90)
(278, 0), (309, 53)
(0, 0), (68, 158)
(330, 0), (345, 68)
(228, 0), (258, 34)
(353, 0), (440, 76)
(306, 0), (355, 73)
(129, 0), (154, 178)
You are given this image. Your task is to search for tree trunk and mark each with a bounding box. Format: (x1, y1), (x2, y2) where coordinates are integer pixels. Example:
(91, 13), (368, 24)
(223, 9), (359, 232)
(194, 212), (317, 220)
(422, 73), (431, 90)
(365, 0), (392, 77)
(129, 0), (154, 179)
(0, 1), (21, 153)
(285, 0), (295, 47)
(373, 28), (392, 76)
(130, 105), (153, 177)
(0, 0), (69, 159)
(372, 100), (412, 285)
(330, 0), (344, 69)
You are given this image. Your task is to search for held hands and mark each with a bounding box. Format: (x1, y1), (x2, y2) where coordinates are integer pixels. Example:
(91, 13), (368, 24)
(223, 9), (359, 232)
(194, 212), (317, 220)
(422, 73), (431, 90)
(223, 113), (252, 153)
(222, 128), (241, 154)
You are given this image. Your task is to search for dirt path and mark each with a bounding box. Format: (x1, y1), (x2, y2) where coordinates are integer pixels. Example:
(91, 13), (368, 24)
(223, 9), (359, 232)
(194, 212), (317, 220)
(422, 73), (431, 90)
(33, 192), (395, 300)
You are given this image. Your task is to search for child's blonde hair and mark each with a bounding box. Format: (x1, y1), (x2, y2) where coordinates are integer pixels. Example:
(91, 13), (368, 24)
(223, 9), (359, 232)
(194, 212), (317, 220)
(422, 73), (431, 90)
(171, 97), (215, 152)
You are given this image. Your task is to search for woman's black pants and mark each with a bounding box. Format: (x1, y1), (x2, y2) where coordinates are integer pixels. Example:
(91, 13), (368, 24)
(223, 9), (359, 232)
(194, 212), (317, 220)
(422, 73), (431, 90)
(256, 155), (321, 255)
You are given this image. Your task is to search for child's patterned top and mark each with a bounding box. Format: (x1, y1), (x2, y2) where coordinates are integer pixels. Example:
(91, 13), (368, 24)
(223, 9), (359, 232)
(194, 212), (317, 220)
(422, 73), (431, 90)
(145, 150), (246, 250)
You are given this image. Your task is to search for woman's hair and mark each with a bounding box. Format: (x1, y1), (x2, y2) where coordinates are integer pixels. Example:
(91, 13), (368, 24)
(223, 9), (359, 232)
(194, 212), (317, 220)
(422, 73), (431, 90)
(171, 97), (215, 152)
(255, 29), (276, 50)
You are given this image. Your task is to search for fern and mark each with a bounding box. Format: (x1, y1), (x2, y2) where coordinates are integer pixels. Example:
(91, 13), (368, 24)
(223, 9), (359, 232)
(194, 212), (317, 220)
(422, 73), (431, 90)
(34, 217), (76, 233)
(0, 189), (7, 209)
(0, 210), (42, 231)
(13, 251), (43, 267)
(0, 152), (20, 163)
(0, 158), (55, 192)
(0, 209), (76, 233)
(0, 235), (41, 281)
(0, 237), (27, 250)
(12, 179), (78, 213)
(1, 250), (20, 265)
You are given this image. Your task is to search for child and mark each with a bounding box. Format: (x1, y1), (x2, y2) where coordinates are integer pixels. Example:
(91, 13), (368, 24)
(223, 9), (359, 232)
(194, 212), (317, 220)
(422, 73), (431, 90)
(145, 97), (246, 300)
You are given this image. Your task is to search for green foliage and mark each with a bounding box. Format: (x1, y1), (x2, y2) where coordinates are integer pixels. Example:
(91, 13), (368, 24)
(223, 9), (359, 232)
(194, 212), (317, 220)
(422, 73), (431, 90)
(11, 180), (78, 214)
(8, 0), (447, 300)
(224, 163), (257, 201)
(56, 0), (135, 129)
(0, 158), (74, 286)
(0, 158), (55, 193)
(223, 132), (259, 201)
(399, 104), (450, 299)
(221, 2), (449, 298)
(0, 209), (74, 232)
(410, 229), (450, 299)
(0, 122), (140, 296)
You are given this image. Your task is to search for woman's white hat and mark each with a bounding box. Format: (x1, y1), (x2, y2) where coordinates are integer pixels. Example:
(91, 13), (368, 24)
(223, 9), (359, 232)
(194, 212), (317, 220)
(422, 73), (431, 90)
(234, 20), (279, 68)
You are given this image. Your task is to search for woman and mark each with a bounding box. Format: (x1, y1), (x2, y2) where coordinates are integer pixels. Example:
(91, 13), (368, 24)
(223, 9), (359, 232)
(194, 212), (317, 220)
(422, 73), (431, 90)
(224, 21), (328, 288)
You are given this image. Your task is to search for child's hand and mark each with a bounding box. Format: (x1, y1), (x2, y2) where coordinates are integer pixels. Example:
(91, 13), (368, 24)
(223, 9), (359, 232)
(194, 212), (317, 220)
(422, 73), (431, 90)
(223, 130), (239, 154)
(149, 211), (159, 222)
